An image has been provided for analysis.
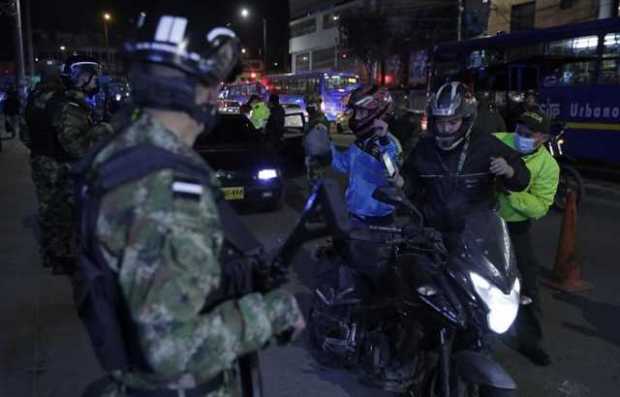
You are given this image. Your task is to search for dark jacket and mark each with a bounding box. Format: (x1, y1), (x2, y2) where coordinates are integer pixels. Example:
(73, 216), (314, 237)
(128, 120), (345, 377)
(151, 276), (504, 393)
(265, 103), (285, 143)
(403, 132), (530, 232)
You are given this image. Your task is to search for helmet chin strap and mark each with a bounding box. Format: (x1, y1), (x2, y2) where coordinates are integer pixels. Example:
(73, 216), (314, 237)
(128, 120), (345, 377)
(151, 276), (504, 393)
(434, 123), (473, 151)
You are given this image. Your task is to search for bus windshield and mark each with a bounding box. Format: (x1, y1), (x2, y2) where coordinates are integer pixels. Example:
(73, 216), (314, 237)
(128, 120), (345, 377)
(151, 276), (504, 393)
(326, 75), (360, 91)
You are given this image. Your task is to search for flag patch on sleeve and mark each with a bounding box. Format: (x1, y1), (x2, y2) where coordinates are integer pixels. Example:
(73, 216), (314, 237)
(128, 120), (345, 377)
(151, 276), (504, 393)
(172, 178), (203, 201)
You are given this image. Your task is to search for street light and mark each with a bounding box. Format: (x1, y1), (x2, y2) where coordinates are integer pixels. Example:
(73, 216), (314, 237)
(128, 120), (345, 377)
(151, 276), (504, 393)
(59, 45), (66, 51)
(241, 48), (247, 55)
(102, 12), (112, 65)
(238, 7), (268, 71)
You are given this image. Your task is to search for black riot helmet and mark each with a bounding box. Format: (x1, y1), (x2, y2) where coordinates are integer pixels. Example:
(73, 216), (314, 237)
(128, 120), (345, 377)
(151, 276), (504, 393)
(61, 55), (102, 95)
(428, 81), (477, 151)
(121, 9), (242, 126)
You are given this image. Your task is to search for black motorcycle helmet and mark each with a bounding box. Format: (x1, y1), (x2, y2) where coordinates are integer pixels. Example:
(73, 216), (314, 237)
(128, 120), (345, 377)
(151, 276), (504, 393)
(428, 81), (477, 151)
(345, 85), (393, 137)
(60, 55), (102, 95)
(121, 7), (242, 125)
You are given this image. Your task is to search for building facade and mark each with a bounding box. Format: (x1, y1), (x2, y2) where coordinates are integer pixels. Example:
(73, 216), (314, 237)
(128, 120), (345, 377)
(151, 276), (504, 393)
(289, 0), (362, 73)
(487, 0), (618, 34)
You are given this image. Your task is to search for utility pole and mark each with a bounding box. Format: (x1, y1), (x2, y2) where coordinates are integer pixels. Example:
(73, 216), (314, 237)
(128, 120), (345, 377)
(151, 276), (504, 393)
(262, 17), (267, 73)
(11, 0), (27, 102)
(23, 0), (34, 80)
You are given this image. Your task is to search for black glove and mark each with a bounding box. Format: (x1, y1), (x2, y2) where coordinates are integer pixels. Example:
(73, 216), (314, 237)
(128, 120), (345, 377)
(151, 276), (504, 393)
(107, 105), (136, 132)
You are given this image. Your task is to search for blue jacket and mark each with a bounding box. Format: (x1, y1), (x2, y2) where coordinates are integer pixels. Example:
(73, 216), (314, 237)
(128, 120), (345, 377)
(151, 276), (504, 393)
(331, 134), (399, 218)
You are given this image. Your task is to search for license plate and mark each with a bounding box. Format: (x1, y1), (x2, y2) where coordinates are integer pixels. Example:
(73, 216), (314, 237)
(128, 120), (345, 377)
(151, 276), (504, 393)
(222, 187), (244, 200)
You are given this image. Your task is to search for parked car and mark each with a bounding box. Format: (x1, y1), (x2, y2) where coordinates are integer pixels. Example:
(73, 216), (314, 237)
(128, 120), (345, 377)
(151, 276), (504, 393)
(194, 114), (284, 211)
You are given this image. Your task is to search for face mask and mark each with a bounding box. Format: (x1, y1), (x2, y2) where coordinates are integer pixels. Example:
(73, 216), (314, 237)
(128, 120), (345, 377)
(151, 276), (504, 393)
(515, 133), (537, 154)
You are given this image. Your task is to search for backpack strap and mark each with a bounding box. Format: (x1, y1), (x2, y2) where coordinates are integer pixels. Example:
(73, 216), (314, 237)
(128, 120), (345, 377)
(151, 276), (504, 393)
(89, 144), (262, 255)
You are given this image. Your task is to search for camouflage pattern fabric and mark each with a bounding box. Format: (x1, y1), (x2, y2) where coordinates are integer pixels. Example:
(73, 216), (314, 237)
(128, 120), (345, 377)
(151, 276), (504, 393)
(30, 155), (72, 265)
(304, 111), (331, 193)
(45, 89), (113, 266)
(85, 112), (303, 396)
(51, 89), (113, 160)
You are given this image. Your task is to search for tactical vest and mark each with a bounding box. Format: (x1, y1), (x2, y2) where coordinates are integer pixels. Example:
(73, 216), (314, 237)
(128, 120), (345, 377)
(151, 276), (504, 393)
(72, 142), (263, 373)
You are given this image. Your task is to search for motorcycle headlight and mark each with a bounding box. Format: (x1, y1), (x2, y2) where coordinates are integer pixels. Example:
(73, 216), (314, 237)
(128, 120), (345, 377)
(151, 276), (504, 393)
(469, 272), (520, 334)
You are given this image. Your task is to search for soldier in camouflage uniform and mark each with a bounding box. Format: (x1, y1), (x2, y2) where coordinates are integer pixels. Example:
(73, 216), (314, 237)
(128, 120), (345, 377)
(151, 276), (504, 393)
(303, 93), (331, 193)
(81, 12), (304, 397)
(25, 68), (65, 268)
(43, 56), (113, 274)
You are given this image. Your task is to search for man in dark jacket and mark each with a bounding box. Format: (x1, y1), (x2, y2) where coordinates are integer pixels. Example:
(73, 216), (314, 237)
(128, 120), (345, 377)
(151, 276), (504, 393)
(402, 82), (530, 234)
(265, 94), (285, 148)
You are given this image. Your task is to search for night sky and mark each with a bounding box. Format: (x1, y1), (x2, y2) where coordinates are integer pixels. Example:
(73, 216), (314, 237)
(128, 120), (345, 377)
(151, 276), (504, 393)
(1, 0), (290, 67)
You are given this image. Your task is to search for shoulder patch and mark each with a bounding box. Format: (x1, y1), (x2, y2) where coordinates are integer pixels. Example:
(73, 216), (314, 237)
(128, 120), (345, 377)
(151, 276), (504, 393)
(172, 176), (203, 201)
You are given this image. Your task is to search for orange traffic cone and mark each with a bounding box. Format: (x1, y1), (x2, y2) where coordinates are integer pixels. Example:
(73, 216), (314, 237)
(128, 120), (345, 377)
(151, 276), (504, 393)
(543, 190), (592, 292)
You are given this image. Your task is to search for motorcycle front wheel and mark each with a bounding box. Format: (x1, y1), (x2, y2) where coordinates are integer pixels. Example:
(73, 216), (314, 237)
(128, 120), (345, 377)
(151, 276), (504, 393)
(553, 164), (585, 211)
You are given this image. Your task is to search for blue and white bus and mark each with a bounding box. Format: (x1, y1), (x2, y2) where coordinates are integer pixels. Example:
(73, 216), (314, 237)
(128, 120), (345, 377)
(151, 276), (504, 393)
(218, 81), (269, 110)
(433, 18), (620, 166)
(264, 71), (361, 122)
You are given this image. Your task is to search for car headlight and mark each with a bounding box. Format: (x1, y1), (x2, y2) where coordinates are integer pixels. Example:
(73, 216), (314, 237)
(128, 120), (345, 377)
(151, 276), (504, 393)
(469, 272), (520, 334)
(257, 169), (278, 180)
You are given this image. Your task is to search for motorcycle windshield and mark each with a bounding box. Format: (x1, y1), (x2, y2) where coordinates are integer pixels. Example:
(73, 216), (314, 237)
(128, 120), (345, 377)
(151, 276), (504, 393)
(452, 210), (518, 293)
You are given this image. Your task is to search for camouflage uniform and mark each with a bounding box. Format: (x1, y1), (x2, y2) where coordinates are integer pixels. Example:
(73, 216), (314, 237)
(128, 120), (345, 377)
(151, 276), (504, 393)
(304, 110), (331, 193)
(88, 112), (303, 396)
(45, 89), (113, 269)
(24, 81), (66, 267)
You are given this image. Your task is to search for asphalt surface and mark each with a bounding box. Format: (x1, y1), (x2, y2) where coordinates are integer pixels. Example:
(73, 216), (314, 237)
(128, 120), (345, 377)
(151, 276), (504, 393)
(1, 132), (619, 397)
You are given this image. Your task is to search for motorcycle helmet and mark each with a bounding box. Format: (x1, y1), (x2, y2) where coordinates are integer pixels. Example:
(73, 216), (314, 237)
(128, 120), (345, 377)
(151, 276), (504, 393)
(428, 81), (477, 151)
(345, 85), (393, 137)
(61, 55), (102, 95)
(121, 7), (241, 126)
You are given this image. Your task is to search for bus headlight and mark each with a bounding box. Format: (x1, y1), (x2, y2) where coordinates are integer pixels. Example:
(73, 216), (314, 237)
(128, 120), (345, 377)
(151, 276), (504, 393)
(470, 272), (520, 334)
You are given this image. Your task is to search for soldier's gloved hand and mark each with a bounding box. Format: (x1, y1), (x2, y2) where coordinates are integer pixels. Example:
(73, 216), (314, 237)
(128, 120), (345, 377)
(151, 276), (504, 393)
(108, 105), (136, 132)
(263, 289), (306, 345)
(252, 261), (287, 293)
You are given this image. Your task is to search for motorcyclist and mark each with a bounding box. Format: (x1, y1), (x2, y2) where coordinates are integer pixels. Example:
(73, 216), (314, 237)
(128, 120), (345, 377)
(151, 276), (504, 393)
(402, 81), (530, 236)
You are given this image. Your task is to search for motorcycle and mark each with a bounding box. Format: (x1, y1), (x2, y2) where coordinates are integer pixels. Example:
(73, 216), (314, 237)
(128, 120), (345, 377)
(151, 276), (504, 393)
(546, 124), (585, 210)
(308, 187), (522, 397)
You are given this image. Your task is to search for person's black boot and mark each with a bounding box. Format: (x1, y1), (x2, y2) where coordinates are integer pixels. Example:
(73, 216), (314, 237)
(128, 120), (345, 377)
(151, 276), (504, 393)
(518, 345), (551, 366)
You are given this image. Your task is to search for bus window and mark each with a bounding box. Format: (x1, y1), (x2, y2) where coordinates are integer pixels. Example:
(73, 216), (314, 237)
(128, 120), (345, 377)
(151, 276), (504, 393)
(546, 35), (599, 57)
(543, 61), (597, 87)
(600, 59), (620, 84)
(326, 75), (359, 90)
(603, 32), (620, 57)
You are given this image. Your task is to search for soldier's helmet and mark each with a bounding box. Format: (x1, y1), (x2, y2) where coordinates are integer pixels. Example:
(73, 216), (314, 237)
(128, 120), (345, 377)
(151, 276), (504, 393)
(120, 8), (242, 123)
(122, 10), (241, 87)
(60, 55), (102, 90)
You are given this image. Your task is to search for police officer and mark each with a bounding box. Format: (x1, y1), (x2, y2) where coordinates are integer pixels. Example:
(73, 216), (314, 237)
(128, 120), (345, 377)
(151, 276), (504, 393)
(402, 81), (530, 234)
(248, 94), (270, 130)
(24, 66), (65, 268)
(495, 111), (559, 366)
(80, 11), (304, 396)
(44, 55), (113, 274)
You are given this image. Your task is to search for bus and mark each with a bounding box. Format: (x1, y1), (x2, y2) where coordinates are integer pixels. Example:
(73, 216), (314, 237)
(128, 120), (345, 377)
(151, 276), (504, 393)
(432, 17), (620, 166)
(218, 81), (269, 111)
(264, 71), (361, 122)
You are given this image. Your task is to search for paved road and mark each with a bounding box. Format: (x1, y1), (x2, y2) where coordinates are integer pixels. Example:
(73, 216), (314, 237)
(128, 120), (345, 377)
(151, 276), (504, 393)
(1, 137), (619, 397)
